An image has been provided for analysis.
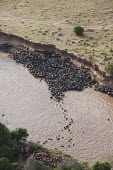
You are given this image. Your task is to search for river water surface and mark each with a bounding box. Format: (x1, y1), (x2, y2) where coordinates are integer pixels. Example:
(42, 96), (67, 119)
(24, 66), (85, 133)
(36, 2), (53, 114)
(1, 52), (113, 164)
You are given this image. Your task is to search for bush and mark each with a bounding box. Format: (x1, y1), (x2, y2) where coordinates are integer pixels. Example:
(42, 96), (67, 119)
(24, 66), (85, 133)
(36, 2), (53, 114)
(0, 123), (28, 164)
(0, 158), (21, 170)
(56, 160), (85, 170)
(0, 123), (11, 145)
(25, 158), (52, 170)
(0, 145), (13, 161)
(11, 128), (29, 142)
(9, 139), (19, 158)
(105, 63), (113, 75)
(12, 162), (21, 170)
(73, 26), (84, 36)
(0, 157), (13, 170)
(92, 161), (111, 170)
(29, 142), (48, 152)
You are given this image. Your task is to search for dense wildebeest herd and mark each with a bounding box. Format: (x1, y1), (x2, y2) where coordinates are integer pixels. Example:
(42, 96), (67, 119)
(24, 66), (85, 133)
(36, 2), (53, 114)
(1, 43), (113, 99)
(10, 48), (96, 101)
(20, 144), (65, 168)
(11, 48), (113, 99)
(33, 151), (64, 168)
(94, 84), (113, 96)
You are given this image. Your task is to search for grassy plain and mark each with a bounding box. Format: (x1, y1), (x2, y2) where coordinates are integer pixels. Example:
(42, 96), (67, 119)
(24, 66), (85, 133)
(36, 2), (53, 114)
(0, 0), (113, 71)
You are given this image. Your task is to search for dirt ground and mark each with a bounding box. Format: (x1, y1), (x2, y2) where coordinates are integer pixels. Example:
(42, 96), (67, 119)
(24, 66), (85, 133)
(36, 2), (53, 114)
(0, 0), (113, 71)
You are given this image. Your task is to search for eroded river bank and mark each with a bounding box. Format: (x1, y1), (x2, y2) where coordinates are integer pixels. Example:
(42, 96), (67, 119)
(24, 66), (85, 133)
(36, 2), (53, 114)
(1, 52), (113, 164)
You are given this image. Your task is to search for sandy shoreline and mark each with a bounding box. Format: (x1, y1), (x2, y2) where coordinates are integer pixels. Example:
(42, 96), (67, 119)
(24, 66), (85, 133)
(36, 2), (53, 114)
(1, 53), (113, 164)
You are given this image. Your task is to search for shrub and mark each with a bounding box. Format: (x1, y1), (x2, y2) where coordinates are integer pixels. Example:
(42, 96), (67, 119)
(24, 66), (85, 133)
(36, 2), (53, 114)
(29, 142), (48, 152)
(56, 160), (85, 170)
(0, 145), (13, 161)
(11, 128), (29, 142)
(0, 157), (13, 170)
(105, 63), (113, 75)
(92, 161), (111, 170)
(25, 158), (52, 170)
(0, 123), (27, 162)
(0, 123), (11, 145)
(9, 139), (19, 158)
(73, 26), (84, 36)
(12, 162), (21, 170)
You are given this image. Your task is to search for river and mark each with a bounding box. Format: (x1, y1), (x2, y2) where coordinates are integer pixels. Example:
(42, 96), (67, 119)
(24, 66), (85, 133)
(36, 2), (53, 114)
(1, 52), (113, 164)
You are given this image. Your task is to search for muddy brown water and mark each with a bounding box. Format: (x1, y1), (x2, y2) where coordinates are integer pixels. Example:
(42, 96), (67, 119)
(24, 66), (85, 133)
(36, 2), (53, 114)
(1, 52), (113, 164)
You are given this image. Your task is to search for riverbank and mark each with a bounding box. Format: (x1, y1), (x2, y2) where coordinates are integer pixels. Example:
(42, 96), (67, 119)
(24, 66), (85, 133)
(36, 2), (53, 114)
(0, 0), (113, 73)
(1, 30), (113, 92)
